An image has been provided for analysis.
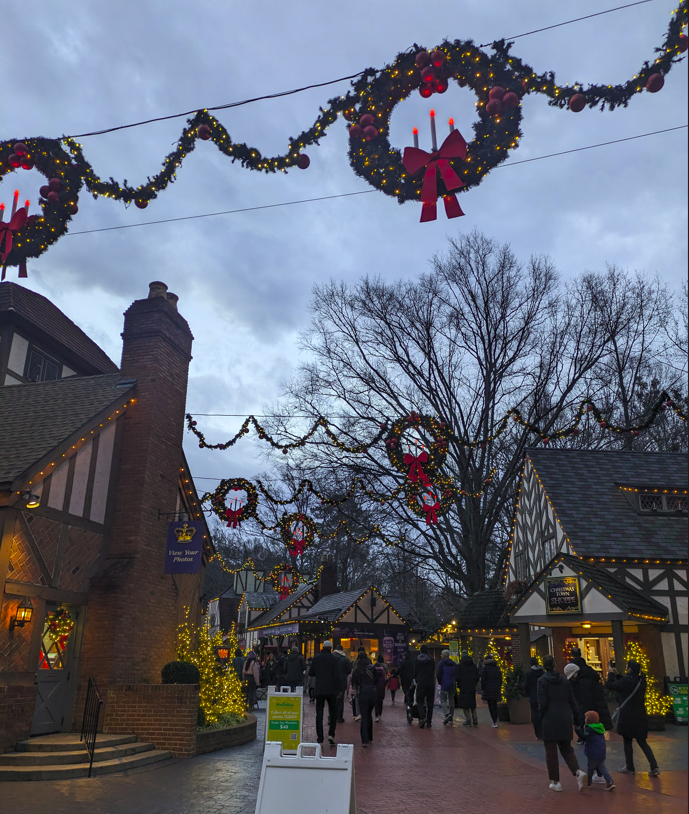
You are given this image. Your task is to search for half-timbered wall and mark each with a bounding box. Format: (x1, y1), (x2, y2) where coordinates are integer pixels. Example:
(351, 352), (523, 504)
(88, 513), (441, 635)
(508, 457), (570, 584)
(600, 564), (688, 677)
(336, 589), (407, 628)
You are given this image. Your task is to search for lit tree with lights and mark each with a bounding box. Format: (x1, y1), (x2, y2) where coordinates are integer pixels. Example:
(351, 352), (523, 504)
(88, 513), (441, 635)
(625, 641), (672, 716)
(177, 609), (245, 724)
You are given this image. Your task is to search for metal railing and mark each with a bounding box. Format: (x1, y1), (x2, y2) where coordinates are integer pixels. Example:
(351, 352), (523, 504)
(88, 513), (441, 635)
(80, 678), (103, 778)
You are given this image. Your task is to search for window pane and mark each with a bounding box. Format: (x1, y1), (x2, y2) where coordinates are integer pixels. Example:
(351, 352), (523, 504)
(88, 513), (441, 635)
(639, 494), (663, 512)
(44, 359), (60, 380)
(26, 349), (44, 382)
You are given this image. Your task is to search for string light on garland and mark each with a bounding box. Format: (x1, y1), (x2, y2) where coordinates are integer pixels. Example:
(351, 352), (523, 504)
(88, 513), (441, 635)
(486, 636), (511, 703)
(1, 2), (686, 273)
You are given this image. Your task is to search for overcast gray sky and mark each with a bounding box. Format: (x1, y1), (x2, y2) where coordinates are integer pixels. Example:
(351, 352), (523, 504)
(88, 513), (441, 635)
(3, 0), (687, 488)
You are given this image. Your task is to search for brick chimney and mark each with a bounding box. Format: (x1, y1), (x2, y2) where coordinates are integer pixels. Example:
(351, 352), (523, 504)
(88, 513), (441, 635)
(317, 554), (338, 599)
(77, 282), (194, 696)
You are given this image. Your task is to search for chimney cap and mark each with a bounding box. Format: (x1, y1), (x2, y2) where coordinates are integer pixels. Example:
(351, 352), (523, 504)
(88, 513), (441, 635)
(148, 281), (168, 298)
(166, 292), (179, 310)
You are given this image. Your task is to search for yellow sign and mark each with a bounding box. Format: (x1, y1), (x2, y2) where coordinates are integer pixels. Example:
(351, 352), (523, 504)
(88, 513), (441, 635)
(266, 692), (302, 752)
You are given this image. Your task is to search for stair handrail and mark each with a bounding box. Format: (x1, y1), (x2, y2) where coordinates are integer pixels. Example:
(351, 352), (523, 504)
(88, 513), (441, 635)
(80, 677), (103, 778)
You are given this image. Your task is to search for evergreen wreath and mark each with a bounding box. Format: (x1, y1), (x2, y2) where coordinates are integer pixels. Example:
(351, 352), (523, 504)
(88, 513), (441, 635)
(406, 475), (456, 525)
(207, 477), (258, 528)
(279, 512), (316, 556)
(385, 412), (451, 484)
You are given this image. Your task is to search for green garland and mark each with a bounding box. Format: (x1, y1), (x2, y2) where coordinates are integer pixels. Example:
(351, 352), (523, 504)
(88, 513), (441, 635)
(0, 2), (686, 271)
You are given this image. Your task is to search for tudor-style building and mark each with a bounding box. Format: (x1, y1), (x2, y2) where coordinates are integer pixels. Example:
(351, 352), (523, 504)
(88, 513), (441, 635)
(0, 281), (212, 753)
(506, 448), (687, 680)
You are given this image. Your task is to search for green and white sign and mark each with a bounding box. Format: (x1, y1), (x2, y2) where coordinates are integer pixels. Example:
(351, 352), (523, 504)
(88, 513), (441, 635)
(266, 688), (303, 752)
(668, 682), (688, 724)
(449, 640), (460, 663)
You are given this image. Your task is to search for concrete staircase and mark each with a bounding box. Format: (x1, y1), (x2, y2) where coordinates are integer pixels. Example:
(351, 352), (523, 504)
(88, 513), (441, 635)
(0, 732), (172, 780)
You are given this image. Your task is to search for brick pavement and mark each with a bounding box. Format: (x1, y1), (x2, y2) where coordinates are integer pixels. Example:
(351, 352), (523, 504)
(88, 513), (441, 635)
(0, 697), (686, 814)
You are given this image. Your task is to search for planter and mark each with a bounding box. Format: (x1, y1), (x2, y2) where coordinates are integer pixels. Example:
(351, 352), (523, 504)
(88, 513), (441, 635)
(507, 697), (531, 724)
(196, 713), (257, 755)
(497, 702), (510, 722)
(647, 714), (665, 732)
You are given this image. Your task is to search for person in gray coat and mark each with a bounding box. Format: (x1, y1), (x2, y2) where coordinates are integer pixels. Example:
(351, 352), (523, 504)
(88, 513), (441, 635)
(537, 655), (587, 793)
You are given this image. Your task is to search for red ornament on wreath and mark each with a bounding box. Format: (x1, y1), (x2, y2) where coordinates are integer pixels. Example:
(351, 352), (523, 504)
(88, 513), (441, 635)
(197, 124), (212, 140)
(679, 34), (688, 54)
(296, 154), (310, 169)
(568, 94), (586, 112)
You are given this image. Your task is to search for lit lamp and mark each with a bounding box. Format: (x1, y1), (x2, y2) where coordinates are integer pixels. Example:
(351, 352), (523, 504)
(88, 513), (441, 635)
(582, 623), (591, 629)
(24, 492), (40, 509)
(10, 599), (33, 630)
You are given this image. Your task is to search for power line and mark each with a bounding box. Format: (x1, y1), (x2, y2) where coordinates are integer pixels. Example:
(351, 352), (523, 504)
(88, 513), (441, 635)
(480, 0), (656, 46)
(67, 71), (366, 139)
(65, 0), (658, 140)
(65, 125), (688, 236)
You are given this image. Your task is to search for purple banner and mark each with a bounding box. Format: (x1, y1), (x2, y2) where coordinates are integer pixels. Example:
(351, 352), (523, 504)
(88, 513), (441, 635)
(164, 520), (203, 574)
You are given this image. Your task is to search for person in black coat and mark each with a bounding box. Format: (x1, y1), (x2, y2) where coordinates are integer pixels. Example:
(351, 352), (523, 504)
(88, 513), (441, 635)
(397, 651), (415, 698)
(606, 660), (659, 775)
(284, 646), (306, 691)
(480, 655), (503, 727)
(537, 655), (586, 792)
(309, 641), (339, 745)
(456, 652), (480, 727)
(333, 645), (352, 723)
(413, 644), (436, 728)
(351, 652), (377, 747)
(523, 656), (545, 739)
(570, 667), (613, 730)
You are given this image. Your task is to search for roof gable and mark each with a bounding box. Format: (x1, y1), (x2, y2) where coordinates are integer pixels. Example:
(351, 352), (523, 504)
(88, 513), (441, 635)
(0, 373), (134, 487)
(247, 582), (315, 629)
(527, 449), (687, 560)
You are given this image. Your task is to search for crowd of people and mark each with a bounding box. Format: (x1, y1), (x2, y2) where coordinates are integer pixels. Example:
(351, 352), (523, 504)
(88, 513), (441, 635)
(231, 641), (662, 792)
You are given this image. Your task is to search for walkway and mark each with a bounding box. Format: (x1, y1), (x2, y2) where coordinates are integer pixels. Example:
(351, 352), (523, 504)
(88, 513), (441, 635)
(1, 698), (686, 814)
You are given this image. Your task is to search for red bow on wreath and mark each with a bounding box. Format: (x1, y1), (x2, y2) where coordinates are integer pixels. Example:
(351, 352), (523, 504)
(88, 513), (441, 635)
(290, 537), (306, 556)
(0, 208), (29, 279)
(402, 129), (467, 222)
(225, 507), (242, 529)
(403, 451), (430, 485)
(423, 500), (440, 526)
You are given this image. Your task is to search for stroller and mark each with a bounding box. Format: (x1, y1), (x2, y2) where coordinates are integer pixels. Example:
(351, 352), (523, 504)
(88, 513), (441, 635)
(405, 680), (420, 725)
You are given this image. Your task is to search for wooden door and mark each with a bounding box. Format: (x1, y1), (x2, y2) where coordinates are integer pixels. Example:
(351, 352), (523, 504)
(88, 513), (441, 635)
(31, 605), (78, 735)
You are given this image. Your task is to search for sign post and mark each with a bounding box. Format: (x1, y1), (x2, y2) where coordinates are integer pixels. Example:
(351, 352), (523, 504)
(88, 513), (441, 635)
(265, 686), (303, 753)
(545, 577), (581, 615)
(668, 681), (688, 724)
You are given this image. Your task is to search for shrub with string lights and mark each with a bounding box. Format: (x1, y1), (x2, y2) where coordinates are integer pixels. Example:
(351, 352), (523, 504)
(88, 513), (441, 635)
(177, 608), (245, 724)
(486, 636), (511, 703)
(624, 641), (672, 716)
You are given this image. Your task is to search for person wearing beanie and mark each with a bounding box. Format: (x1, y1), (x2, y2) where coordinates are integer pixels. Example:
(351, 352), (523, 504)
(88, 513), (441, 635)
(309, 641), (339, 745)
(537, 654), (587, 793)
(523, 656), (545, 739)
(284, 645), (306, 692)
(480, 655), (503, 727)
(242, 650), (261, 711)
(606, 659), (660, 776)
(351, 650), (377, 747)
(575, 710), (615, 790)
(413, 644), (436, 728)
(436, 649), (458, 726)
(456, 650), (480, 727)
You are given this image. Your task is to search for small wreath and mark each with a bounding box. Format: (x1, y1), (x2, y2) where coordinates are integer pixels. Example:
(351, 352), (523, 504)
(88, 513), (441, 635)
(47, 606), (74, 643)
(279, 512), (316, 557)
(406, 475), (455, 526)
(267, 563), (302, 599)
(209, 477), (258, 528)
(0, 139), (82, 274)
(385, 412), (451, 484)
(346, 42), (524, 205)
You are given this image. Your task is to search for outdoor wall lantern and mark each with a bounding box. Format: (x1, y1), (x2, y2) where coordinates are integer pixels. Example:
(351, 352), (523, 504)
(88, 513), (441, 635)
(24, 492), (40, 509)
(10, 599), (33, 630)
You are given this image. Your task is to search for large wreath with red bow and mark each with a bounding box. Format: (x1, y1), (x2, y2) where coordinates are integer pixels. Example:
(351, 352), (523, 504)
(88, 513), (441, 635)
(406, 475), (456, 526)
(209, 477), (258, 529)
(385, 412), (451, 485)
(347, 41), (524, 217)
(279, 512), (316, 557)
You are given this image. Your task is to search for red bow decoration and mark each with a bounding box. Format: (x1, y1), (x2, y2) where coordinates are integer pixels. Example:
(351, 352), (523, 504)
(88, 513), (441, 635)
(225, 507), (242, 529)
(290, 537), (306, 556)
(403, 451), (430, 485)
(0, 208), (29, 279)
(423, 499), (441, 525)
(402, 128), (467, 222)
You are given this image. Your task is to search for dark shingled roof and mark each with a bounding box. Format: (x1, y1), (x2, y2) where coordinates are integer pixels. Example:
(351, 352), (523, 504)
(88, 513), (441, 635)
(248, 583), (314, 629)
(0, 373), (133, 485)
(243, 591), (278, 610)
(0, 282), (118, 374)
(305, 589), (363, 620)
(528, 448), (687, 560)
(562, 555), (669, 620)
(459, 589), (509, 630)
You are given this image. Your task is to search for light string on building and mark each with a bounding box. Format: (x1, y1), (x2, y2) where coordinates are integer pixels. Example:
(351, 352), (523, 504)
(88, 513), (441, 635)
(1, 2), (686, 272)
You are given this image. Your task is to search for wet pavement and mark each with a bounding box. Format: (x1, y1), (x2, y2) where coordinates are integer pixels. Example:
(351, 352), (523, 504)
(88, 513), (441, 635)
(1, 698), (686, 813)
